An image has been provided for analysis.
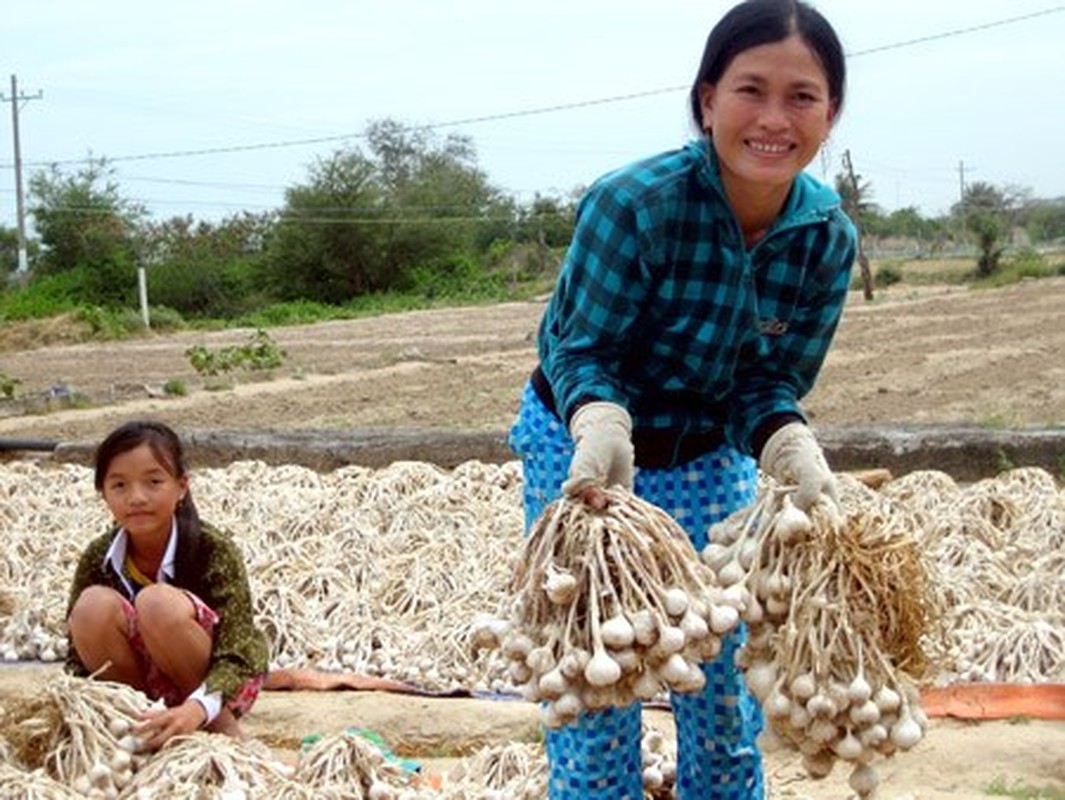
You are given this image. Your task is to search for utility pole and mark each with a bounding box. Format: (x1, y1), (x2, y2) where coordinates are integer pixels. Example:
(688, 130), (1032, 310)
(957, 160), (968, 206)
(1, 75), (43, 277)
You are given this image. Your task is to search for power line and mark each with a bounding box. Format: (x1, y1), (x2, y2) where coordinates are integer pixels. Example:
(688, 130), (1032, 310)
(3, 5), (1062, 172)
(9, 86), (678, 169)
(121, 174), (284, 191)
(847, 6), (1065, 57)
(15, 202), (567, 226)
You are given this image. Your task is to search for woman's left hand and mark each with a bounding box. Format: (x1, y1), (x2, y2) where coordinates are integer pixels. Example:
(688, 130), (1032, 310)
(133, 700), (207, 750)
(759, 422), (838, 511)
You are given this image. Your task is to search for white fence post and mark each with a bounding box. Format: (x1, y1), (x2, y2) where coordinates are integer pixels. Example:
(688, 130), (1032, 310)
(137, 267), (150, 329)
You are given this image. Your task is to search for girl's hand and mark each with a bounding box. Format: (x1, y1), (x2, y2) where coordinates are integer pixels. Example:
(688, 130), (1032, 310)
(133, 700), (208, 750)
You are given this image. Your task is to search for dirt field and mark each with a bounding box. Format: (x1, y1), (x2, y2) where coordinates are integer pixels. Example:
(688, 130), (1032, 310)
(1, 277), (1064, 448)
(1, 278), (1064, 797)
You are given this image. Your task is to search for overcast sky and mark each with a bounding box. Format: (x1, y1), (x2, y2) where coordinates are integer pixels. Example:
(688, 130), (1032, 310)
(2, 0), (1063, 229)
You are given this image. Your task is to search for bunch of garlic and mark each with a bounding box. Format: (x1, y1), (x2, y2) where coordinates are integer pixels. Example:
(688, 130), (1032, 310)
(481, 488), (748, 728)
(702, 478), (934, 797)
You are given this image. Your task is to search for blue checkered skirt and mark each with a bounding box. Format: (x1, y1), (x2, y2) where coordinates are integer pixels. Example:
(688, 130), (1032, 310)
(508, 381), (765, 799)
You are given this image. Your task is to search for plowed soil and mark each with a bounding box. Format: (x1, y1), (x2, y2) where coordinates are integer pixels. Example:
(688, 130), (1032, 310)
(1, 278), (1063, 447)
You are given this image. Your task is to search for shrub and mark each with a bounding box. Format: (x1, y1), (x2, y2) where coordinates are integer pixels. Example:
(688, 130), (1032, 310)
(236, 300), (339, 327)
(0, 372), (21, 400)
(0, 267), (88, 320)
(147, 305), (187, 332)
(874, 263), (903, 287)
(163, 378), (187, 396)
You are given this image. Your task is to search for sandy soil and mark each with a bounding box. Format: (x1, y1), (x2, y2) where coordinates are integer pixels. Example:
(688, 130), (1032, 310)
(1, 278), (1064, 797)
(1, 664), (1064, 798)
(1, 278), (1063, 446)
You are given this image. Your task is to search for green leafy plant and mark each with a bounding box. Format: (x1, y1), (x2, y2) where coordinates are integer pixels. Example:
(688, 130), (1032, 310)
(185, 343), (233, 377)
(0, 372), (21, 400)
(185, 329), (285, 377)
(236, 328), (286, 371)
(994, 447), (1016, 474)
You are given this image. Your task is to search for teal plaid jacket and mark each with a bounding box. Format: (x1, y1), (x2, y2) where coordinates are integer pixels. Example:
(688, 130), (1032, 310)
(537, 137), (857, 454)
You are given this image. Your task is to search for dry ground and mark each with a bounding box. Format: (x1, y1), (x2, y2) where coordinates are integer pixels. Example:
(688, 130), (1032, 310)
(1, 278), (1064, 797)
(0, 277), (1063, 447)
(1, 664), (1064, 799)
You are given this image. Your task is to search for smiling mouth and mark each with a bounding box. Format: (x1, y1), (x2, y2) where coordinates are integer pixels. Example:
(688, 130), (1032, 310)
(747, 140), (794, 155)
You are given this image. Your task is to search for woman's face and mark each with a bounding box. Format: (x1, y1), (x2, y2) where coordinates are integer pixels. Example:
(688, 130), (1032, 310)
(698, 34), (835, 197)
(100, 443), (187, 543)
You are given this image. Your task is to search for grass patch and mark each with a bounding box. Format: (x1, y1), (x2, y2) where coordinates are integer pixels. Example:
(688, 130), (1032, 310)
(974, 261), (1062, 289)
(985, 777), (1065, 799)
(203, 377), (235, 392)
(21, 390), (94, 415)
(163, 378), (188, 397)
(872, 256), (975, 285)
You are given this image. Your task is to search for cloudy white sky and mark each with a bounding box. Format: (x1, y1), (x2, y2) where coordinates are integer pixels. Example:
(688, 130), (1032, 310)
(2, 0), (1063, 228)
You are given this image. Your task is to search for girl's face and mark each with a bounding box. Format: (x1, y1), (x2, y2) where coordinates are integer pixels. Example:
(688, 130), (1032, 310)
(698, 34), (835, 198)
(100, 443), (187, 543)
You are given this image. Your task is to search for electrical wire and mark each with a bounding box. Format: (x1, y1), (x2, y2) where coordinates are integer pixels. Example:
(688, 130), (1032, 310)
(3, 5), (1062, 171)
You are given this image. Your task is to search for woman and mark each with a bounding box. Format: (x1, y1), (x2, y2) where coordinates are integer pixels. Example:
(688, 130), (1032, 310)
(508, 0), (855, 796)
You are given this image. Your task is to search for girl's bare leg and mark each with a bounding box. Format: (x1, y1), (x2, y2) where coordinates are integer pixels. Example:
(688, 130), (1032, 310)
(133, 583), (212, 696)
(67, 585), (147, 690)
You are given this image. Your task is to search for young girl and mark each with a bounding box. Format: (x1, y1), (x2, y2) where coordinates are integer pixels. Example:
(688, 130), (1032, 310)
(65, 420), (269, 751)
(509, 0), (854, 796)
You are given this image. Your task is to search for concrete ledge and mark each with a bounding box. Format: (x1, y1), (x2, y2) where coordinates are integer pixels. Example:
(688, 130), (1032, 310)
(52, 428), (514, 473)
(815, 425), (1065, 481)
(46, 424), (1065, 482)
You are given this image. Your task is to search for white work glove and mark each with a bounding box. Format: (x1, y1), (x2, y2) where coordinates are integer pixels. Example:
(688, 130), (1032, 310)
(759, 422), (837, 511)
(562, 401), (634, 496)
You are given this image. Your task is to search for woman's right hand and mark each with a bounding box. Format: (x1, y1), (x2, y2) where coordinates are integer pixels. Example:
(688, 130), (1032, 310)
(562, 401), (634, 504)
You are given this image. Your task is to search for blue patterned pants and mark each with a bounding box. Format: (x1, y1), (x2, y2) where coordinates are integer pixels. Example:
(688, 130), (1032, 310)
(508, 382), (765, 799)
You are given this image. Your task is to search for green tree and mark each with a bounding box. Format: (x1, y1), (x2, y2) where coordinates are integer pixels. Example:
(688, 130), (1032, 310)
(1020, 198), (1065, 243)
(834, 159), (877, 300)
(27, 157), (145, 304)
(520, 193), (577, 249)
(865, 206), (951, 257)
(264, 119), (506, 303)
(954, 182), (1014, 277)
(833, 169), (880, 229)
(265, 148), (386, 301)
(881, 207), (926, 239)
(0, 225), (20, 276)
(138, 212), (274, 316)
(365, 119), (508, 288)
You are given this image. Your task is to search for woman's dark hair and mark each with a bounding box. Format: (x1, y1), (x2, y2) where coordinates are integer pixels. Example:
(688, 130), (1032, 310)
(94, 420), (201, 532)
(689, 0), (846, 128)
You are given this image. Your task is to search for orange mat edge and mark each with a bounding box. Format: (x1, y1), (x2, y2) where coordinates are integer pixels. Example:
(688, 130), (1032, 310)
(920, 682), (1065, 721)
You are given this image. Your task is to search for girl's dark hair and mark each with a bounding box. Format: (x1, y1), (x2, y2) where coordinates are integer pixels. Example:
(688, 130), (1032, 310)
(94, 420), (201, 533)
(689, 0), (846, 128)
